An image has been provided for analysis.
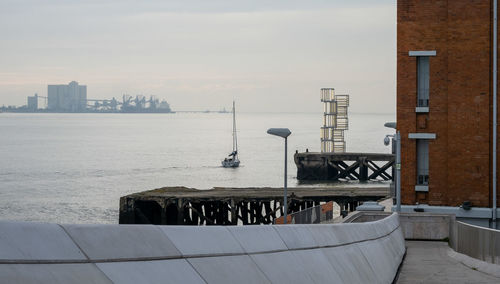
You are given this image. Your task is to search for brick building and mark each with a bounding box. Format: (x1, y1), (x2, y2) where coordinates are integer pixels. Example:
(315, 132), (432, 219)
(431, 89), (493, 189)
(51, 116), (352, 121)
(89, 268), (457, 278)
(397, 0), (499, 227)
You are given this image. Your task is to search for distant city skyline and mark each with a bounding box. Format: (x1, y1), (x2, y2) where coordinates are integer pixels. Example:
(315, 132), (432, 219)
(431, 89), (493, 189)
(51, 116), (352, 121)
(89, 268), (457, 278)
(0, 0), (396, 113)
(48, 81), (87, 112)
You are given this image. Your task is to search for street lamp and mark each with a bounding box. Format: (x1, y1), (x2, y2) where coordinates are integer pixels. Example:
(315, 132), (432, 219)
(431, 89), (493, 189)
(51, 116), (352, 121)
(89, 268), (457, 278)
(267, 128), (292, 224)
(384, 122), (401, 213)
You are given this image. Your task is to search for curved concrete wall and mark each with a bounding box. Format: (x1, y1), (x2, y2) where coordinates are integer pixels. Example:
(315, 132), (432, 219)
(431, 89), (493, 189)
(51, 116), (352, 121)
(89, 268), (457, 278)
(0, 213), (405, 284)
(455, 221), (500, 264)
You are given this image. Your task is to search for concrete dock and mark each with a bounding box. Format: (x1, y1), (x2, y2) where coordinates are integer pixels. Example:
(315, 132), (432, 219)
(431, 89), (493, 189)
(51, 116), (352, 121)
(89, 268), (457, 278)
(119, 186), (389, 225)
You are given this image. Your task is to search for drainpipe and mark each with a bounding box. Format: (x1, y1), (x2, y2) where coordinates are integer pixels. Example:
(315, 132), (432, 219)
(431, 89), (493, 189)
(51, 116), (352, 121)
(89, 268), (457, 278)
(493, 0), (497, 228)
(396, 131), (401, 213)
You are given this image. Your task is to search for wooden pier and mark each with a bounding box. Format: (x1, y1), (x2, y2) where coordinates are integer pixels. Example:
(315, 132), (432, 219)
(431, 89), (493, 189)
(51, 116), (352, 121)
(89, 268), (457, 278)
(294, 152), (395, 181)
(119, 186), (389, 225)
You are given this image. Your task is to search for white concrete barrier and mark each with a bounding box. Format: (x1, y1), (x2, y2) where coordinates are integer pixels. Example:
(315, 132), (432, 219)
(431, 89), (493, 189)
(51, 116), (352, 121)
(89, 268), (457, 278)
(250, 251), (313, 283)
(227, 225), (287, 253)
(159, 226), (244, 257)
(0, 213), (405, 283)
(0, 263), (111, 284)
(0, 221), (86, 262)
(63, 224), (181, 261)
(97, 259), (206, 284)
(322, 245), (376, 283)
(188, 255), (270, 284)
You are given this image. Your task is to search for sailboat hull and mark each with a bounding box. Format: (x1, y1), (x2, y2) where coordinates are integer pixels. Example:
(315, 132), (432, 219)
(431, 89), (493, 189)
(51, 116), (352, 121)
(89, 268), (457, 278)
(221, 159), (240, 168)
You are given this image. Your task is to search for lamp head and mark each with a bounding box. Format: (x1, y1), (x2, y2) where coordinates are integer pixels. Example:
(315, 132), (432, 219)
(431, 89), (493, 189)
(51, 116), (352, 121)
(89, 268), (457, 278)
(384, 122), (397, 129)
(267, 128), (291, 138)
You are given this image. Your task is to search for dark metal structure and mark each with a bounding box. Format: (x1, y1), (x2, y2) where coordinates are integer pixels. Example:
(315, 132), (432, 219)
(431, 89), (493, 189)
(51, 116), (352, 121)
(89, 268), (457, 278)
(119, 186), (389, 225)
(294, 152), (395, 181)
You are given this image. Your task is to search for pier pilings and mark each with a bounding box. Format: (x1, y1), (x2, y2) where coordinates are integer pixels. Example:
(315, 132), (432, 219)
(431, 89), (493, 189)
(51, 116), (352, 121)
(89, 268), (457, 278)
(119, 186), (389, 225)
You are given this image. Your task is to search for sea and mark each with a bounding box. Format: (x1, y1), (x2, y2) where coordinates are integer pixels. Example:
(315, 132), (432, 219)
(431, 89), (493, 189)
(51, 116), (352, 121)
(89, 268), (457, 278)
(0, 112), (395, 224)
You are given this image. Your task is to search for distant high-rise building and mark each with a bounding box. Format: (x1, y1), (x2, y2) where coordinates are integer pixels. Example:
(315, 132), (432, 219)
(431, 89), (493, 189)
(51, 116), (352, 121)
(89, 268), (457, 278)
(27, 93), (38, 112)
(47, 81), (87, 112)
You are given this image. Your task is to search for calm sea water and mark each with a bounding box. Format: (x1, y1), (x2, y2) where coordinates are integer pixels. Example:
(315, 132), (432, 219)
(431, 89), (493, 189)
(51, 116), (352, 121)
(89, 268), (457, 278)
(0, 112), (394, 224)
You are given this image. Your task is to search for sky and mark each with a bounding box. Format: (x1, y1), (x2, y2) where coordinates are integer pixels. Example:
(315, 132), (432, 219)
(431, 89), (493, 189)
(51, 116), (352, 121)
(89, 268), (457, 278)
(0, 0), (396, 113)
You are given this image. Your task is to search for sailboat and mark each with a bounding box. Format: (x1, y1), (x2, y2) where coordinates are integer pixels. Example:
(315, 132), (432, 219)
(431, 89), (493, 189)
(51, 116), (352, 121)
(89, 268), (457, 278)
(221, 101), (240, 168)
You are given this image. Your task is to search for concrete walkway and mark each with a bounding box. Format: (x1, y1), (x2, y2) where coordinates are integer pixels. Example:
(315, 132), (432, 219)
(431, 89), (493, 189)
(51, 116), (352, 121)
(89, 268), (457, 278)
(397, 241), (500, 283)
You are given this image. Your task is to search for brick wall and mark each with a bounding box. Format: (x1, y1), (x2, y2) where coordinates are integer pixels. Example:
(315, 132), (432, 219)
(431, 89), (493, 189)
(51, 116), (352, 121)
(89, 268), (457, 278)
(397, 0), (498, 207)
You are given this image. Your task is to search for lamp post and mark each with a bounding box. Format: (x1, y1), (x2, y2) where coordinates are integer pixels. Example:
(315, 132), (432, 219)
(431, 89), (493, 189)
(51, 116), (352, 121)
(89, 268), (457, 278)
(267, 128), (292, 224)
(384, 122), (401, 213)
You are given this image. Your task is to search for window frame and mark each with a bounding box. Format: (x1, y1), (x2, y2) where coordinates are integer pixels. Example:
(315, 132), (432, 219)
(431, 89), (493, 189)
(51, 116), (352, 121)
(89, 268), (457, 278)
(409, 50), (436, 113)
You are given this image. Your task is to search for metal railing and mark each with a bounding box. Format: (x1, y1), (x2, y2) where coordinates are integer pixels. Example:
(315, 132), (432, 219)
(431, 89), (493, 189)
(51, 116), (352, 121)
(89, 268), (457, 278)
(335, 95), (350, 107)
(274, 201), (335, 224)
(454, 221), (500, 264)
(336, 117), (349, 130)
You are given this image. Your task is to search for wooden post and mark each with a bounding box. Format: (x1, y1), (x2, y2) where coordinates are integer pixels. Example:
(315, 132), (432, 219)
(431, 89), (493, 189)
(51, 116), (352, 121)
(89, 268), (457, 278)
(249, 202), (256, 224)
(359, 157), (368, 181)
(177, 199), (184, 225)
(230, 199), (237, 225)
(241, 202), (249, 225)
(264, 202), (272, 223)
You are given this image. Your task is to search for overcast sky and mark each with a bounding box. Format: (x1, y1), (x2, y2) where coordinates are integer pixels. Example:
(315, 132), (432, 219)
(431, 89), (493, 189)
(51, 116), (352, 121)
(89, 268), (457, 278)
(0, 0), (396, 113)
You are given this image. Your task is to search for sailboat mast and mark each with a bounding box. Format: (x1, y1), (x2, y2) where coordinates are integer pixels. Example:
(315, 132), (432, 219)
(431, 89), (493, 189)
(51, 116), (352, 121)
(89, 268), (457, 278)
(233, 101), (238, 154)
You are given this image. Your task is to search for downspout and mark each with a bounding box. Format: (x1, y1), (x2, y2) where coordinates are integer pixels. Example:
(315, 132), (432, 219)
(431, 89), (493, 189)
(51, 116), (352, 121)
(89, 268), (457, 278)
(493, 0), (497, 228)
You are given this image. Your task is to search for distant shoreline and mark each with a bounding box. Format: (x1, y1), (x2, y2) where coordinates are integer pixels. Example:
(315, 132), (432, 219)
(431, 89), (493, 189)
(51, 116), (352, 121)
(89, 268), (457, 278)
(0, 110), (396, 115)
(0, 109), (175, 114)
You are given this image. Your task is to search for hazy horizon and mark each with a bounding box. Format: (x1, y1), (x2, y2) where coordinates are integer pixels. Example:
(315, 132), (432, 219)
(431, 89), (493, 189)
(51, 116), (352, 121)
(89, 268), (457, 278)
(0, 0), (396, 113)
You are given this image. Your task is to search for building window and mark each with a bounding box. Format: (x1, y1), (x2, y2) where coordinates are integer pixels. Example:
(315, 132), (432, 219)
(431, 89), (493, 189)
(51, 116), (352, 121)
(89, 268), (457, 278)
(417, 56), (429, 107)
(416, 139), (429, 185)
